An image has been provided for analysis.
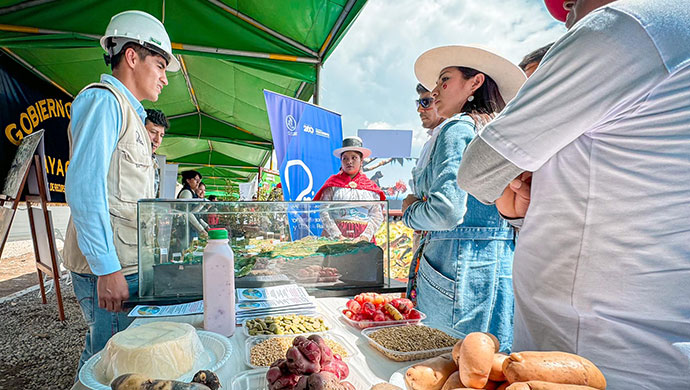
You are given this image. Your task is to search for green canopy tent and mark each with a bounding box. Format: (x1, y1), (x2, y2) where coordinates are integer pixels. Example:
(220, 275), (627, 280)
(0, 0), (367, 194)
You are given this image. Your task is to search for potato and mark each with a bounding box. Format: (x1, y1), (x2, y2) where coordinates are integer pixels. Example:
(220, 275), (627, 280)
(484, 381), (501, 390)
(503, 352), (606, 390)
(405, 354), (458, 390)
(506, 381), (603, 390)
(441, 372), (463, 390)
(496, 383), (510, 390)
(489, 353), (509, 382)
(457, 332), (498, 388)
(452, 339), (464, 365)
(370, 384), (403, 390)
(110, 373), (211, 390)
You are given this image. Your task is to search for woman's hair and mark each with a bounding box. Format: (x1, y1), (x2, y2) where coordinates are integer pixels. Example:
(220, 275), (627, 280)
(456, 67), (506, 127)
(341, 151), (363, 160)
(181, 170), (201, 184)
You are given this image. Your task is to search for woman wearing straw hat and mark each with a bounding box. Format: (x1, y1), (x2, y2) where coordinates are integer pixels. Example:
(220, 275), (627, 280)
(403, 45), (526, 350)
(313, 136), (386, 242)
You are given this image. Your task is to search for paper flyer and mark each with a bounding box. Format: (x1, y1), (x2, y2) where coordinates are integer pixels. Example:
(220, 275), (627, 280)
(128, 300), (204, 318)
(236, 284), (309, 302)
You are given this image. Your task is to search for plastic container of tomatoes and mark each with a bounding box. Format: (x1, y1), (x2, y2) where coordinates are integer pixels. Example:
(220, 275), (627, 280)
(340, 307), (427, 330)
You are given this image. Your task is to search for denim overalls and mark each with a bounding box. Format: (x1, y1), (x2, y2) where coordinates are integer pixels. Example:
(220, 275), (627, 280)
(404, 114), (515, 351)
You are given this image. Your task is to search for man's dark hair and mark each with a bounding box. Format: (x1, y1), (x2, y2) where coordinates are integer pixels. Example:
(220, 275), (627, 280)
(518, 43), (554, 70)
(109, 41), (157, 71)
(208, 195), (217, 201)
(416, 83), (429, 95)
(456, 67), (506, 116)
(181, 170), (202, 184)
(145, 109), (170, 130)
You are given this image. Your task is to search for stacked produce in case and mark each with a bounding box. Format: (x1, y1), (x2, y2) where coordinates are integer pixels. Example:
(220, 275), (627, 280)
(137, 199), (390, 300)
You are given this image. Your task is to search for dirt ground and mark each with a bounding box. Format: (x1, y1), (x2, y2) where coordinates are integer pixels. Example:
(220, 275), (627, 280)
(1, 243), (39, 297)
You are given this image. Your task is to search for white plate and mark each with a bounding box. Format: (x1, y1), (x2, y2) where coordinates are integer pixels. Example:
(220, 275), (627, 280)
(78, 330), (233, 390)
(389, 362), (414, 389)
(230, 367), (370, 390)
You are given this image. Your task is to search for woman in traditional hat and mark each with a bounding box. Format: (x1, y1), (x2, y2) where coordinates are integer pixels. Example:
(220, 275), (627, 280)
(314, 136), (386, 242)
(403, 45), (526, 350)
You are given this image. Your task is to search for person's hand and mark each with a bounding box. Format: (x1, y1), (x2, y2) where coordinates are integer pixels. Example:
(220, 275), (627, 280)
(495, 172), (532, 218)
(97, 271), (129, 312)
(402, 194), (420, 214)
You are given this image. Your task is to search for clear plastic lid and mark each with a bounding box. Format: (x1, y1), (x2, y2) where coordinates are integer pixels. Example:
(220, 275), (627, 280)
(244, 333), (357, 369)
(339, 306), (426, 330)
(361, 323), (464, 362)
(230, 367), (368, 390)
(241, 314), (331, 337)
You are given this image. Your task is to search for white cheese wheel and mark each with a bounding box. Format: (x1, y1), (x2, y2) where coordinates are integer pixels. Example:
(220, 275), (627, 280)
(98, 321), (205, 382)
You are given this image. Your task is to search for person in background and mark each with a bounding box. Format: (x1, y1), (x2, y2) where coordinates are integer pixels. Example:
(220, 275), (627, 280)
(177, 170), (202, 199)
(62, 10), (179, 369)
(144, 108), (168, 197)
(517, 43), (553, 77)
(314, 136), (386, 242)
(208, 195), (217, 201)
(410, 83), (446, 258)
(195, 181), (207, 199)
(404, 45), (526, 350)
(457, 0), (690, 387)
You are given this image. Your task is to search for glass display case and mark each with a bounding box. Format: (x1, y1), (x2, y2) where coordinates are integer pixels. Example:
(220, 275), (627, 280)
(137, 200), (393, 300)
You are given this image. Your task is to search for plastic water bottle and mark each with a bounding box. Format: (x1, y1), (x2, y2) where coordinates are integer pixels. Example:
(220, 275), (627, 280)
(202, 228), (236, 336)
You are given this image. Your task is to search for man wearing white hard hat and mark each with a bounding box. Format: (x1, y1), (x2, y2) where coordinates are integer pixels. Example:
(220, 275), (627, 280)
(457, 0), (690, 387)
(62, 10), (178, 369)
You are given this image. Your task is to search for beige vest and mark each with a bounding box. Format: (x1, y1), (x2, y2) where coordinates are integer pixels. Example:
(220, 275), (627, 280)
(63, 82), (154, 276)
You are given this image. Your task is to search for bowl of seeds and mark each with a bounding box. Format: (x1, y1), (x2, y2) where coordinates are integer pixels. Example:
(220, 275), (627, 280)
(245, 333), (356, 368)
(362, 323), (464, 362)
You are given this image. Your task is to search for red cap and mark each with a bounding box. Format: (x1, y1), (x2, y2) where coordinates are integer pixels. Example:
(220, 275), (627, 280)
(545, 0), (568, 22)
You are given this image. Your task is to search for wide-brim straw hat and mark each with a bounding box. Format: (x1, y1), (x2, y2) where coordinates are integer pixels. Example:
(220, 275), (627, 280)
(333, 136), (372, 159)
(414, 45), (526, 103)
(545, 0), (568, 22)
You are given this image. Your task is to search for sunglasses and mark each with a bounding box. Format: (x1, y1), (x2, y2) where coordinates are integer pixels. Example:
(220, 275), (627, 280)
(415, 97), (434, 109)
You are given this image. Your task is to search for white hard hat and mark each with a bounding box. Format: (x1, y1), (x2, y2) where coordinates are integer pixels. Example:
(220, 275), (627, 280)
(100, 10), (180, 72)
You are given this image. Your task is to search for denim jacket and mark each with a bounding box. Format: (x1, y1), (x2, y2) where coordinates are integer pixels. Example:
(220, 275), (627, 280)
(404, 114), (515, 351)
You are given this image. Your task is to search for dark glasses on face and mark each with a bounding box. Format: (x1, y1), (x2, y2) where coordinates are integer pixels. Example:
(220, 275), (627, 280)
(416, 97), (434, 109)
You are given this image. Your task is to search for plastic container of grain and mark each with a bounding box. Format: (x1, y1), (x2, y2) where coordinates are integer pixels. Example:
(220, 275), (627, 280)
(230, 367), (369, 390)
(242, 314), (331, 337)
(361, 323), (464, 362)
(244, 333), (358, 369)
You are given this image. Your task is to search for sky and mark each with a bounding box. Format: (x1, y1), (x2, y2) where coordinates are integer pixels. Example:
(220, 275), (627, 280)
(319, 0), (567, 157)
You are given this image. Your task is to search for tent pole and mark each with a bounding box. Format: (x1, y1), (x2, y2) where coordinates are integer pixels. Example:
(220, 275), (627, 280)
(319, 0), (357, 57)
(0, 24), (319, 64)
(1, 48), (73, 97)
(206, 0), (319, 58)
(313, 64), (321, 105)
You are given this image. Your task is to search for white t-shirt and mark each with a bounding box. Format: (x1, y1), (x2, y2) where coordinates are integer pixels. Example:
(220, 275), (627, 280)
(477, 1), (690, 388)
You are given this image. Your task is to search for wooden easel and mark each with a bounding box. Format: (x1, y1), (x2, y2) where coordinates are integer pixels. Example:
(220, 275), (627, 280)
(0, 130), (65, 320)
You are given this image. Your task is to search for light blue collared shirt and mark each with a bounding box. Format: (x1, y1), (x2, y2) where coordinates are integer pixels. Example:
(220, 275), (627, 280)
(65, 74), (146, 276)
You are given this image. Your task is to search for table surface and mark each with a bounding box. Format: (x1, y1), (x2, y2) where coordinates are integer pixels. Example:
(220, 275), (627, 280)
(72, 297), (411, 390)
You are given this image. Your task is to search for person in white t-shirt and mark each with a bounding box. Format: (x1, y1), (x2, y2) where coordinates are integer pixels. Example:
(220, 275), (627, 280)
(456, 0), (690, 388)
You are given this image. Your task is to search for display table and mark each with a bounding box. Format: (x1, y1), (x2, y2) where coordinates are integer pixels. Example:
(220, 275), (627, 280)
(71, 297), (410, 389)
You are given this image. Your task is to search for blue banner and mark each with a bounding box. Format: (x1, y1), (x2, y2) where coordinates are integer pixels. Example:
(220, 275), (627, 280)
(264, 91), (342, 239)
